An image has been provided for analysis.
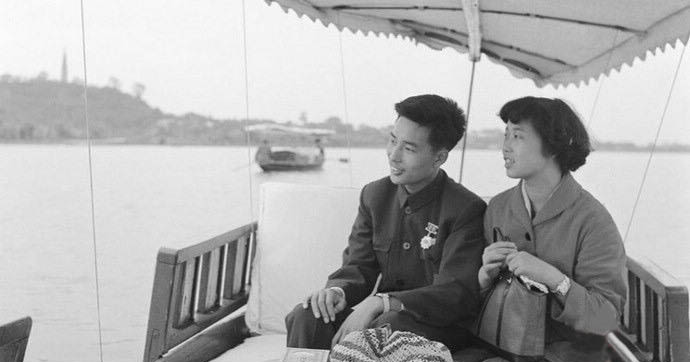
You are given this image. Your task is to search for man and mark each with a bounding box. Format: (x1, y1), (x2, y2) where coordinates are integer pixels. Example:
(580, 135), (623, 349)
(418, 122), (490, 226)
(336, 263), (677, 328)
(285, 94), (486, 351)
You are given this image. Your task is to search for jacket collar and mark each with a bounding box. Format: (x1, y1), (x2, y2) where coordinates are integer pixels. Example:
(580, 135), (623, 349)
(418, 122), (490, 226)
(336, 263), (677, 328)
(396, 169), (447, 210)
(510, 172), (582, 227)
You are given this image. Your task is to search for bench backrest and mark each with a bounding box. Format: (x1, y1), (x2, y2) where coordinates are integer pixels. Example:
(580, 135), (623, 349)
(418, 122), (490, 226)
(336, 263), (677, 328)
(622, 257), (689, 362)
(245, 182), (360, 334)
(143, 224), (256, 362)
(0, 316), (32, 362)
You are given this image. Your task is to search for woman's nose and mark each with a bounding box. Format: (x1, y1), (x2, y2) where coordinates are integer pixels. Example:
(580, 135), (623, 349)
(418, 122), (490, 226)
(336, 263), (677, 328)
(502, 137), (512, 152)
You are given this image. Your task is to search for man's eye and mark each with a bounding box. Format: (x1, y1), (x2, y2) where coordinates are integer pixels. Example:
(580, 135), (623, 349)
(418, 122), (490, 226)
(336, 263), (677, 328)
(405, 147), (415, 152)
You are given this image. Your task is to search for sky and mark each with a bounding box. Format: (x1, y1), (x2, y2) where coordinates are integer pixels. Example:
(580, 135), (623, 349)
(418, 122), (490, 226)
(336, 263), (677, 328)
(2, 0), (689, 145)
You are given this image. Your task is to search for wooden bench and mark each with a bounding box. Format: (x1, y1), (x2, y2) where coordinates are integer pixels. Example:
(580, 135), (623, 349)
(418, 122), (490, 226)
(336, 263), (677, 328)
(621, 258), (689, 362)
(143, 224), (256, 362)
(143, 183), (689, 362)
(143, 223), (689, 362)
(0, 316), (32, 362)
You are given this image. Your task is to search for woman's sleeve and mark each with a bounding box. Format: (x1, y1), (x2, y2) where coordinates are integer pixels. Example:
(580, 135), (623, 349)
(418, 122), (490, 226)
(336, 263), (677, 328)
(551, 209), (627, 335)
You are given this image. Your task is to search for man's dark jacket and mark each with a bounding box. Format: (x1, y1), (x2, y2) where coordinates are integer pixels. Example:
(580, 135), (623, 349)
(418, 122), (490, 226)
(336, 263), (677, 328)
(325, 170), (486, 327)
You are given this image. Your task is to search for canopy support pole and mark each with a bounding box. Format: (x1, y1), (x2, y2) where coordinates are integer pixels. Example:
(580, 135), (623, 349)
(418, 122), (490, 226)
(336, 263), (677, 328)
(459, 0), (481, 183)
(78, 0), (105, 361)
(623, 36), (688, 242)
(459, 60), (477, 183)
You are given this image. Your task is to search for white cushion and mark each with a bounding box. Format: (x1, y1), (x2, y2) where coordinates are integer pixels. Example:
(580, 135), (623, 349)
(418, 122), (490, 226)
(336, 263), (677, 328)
(245, 182), (360, 334)
(213, 334), (286, 362)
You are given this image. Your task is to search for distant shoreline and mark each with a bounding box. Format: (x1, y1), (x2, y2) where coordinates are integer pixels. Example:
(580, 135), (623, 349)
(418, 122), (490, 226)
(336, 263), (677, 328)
(3, 78), (688, 153)
(2, 140), (689, 153)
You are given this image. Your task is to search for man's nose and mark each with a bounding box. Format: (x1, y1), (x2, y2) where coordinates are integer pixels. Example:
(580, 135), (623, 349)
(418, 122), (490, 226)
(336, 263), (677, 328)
(388, 145), (402, 161)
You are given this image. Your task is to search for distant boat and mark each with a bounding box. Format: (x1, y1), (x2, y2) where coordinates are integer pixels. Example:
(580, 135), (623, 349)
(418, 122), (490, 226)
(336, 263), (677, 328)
(244, 123), (334, 172)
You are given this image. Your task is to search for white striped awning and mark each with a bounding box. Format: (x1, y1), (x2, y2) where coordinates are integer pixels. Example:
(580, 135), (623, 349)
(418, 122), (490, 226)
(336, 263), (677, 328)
(264, 0), (690, 87)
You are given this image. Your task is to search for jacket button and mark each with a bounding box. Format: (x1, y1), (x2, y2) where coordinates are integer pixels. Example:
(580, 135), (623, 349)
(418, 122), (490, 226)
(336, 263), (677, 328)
(404, 206), (412, 214)
(402, 242), (411, 250)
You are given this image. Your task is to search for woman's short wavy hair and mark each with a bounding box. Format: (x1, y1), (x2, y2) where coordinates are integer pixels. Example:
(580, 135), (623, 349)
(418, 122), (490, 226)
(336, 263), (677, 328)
(499, 96), (591, 173)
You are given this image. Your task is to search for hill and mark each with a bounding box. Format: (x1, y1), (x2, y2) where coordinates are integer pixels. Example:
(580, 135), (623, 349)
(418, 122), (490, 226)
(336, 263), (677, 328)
(1, 77), (687, 152)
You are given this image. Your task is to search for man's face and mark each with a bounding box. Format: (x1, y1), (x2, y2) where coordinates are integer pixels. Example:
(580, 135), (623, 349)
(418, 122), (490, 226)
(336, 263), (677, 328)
(386, 116), (445, 194)
(502, 120), (553, 181)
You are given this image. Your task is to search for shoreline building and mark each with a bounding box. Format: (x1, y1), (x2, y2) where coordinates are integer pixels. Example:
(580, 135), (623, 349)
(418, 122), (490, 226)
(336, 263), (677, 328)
(61, 50), (68, 83)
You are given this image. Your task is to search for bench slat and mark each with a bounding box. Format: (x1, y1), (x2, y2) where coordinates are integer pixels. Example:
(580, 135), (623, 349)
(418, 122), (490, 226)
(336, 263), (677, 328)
(175, 259), (198, 327)
(223, 241), (239, 301)
(198, 249), (222, 313)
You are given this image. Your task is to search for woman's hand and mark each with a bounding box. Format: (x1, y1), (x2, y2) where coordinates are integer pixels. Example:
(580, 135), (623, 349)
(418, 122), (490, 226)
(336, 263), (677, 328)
(505, 251), (565, 289)
(331, 296), (383, 347)
(478, 241), (517, 290)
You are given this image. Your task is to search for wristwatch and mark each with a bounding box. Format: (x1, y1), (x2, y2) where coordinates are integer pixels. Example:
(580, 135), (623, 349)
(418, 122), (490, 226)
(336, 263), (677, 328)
(552, 276), (571, 296)
(375, 293), (390, 313)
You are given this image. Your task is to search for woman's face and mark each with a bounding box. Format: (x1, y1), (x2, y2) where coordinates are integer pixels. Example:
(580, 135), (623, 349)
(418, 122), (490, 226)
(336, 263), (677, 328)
(502, 120), (555, 181)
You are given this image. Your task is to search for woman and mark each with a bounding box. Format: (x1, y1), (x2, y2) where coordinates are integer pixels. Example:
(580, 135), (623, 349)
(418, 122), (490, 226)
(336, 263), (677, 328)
(477, 97), (627, 362)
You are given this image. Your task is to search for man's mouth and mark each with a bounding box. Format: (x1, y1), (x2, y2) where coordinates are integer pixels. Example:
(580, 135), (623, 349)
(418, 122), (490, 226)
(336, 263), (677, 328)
(504, 156), (515, 168)
(390, 166), (403, 176)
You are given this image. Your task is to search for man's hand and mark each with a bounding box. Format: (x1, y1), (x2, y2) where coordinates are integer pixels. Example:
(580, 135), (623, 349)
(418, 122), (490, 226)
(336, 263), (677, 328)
(303, 288), (347, 324)
(505, 251), (564, 289)
(331, 296), (383, 347)
(478, 241), (517, 290)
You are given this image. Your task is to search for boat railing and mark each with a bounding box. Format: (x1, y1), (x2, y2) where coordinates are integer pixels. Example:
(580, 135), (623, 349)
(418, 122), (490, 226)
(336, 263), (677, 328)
(622, 256), (689, 362)
(143, 223), (257, 362)
(142, 229), (690, 362)
(0, 316), (32, 362)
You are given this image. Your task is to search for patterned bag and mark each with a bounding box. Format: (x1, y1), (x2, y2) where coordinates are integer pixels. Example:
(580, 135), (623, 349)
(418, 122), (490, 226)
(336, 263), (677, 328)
(330, 326), (452, 362)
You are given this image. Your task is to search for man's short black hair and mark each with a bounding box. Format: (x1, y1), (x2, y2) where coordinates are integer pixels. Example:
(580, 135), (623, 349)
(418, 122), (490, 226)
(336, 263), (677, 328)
(499, 96), (591, 173)
(394, 94), (466, 151)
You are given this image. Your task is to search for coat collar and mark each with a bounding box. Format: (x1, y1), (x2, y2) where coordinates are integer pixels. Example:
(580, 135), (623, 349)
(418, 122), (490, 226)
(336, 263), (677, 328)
(510, 172), (582, 227)
(396, 169), (447, 210)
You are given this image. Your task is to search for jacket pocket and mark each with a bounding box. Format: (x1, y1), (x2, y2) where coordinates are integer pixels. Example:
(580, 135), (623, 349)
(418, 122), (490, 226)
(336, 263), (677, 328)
(372, 238), (392, 271)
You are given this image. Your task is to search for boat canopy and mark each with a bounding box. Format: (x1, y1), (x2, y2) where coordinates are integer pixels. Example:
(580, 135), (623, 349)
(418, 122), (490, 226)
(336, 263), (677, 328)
(244, 123), (336, 136)
(265, 0), (690, 87)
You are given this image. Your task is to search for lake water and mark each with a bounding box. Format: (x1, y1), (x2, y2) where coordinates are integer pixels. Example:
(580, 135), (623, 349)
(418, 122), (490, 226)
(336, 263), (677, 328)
(1, 144), (689, 362)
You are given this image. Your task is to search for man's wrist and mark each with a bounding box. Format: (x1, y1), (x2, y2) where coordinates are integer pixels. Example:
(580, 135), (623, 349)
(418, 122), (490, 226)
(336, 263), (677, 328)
(364, 295), (384, 315)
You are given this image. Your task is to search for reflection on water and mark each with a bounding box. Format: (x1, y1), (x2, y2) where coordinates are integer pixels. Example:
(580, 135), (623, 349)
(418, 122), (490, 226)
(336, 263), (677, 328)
(1, 144), (688, 362)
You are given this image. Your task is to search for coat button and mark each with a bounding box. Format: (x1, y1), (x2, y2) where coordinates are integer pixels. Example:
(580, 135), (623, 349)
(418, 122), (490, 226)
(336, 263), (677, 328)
(402, 242), (411, 250)
(404, 206), (412, 215)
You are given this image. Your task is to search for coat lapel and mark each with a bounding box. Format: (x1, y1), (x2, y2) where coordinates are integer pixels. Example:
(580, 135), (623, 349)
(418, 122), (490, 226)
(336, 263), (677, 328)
(532, 173), (582, 226)
(506, 182), (536, 253)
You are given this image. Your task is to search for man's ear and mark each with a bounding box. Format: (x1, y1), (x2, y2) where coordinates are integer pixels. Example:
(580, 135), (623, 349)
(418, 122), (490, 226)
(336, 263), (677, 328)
(435, 149), (449, 167)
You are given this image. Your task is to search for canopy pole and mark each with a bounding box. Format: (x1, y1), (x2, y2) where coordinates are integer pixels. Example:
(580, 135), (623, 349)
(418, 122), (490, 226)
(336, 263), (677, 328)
(623, 37), (688, 242)
(586, 30), (620, 129)
(78, 0), (105, 361)
(458, 60), (477, 183)
(337, 13), (354, 187)
(459, 0), (481, 183)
